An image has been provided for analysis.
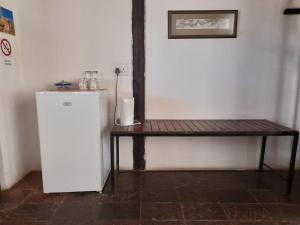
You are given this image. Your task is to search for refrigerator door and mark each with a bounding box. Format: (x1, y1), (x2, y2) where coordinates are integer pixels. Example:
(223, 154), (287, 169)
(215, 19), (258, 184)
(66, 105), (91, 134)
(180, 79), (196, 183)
(36, 92), (102, 193)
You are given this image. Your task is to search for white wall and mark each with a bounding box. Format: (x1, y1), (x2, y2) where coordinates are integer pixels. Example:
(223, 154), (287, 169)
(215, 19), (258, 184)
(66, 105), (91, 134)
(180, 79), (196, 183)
(16, 0), (134, 171)
(15, 0), (300, 172)
(0, 0), (31, 189)
(273, 0), (300, 169)
(145, 0), (300, 170)
(277, 1), (300, 127)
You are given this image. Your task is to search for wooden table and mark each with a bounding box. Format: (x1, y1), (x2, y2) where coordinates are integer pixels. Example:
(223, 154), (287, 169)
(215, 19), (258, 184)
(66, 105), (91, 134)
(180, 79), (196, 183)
(110, 120), (299, 193)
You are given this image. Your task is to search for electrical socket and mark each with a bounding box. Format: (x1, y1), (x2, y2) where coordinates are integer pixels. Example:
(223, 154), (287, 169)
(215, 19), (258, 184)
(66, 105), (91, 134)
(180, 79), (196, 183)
(114, 63), (129, 76)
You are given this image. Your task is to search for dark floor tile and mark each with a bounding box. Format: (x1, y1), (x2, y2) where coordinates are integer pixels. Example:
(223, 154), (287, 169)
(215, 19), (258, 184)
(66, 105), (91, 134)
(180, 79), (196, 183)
(222, 203), (270, 221)
(286, 191), (300, 204)
(95, 220), (140, 225)
(170, 172), (208, 189)
(250, 191), (290, 203)
(0, 190), (31, 204)
(177, 189), (218, 202)
(203, 172), (245, 190)
(173, 172), (245, 190)
(49, 203), (98, 224)
(0, 221), (47, 225)
(277, 222), (300, 225)
(141, 221), (185, 225)
(97, 203), (140, 220)
(116, 172), (142, 193)
(186, 222), (231, 225)
(263, 204), (300, 221)
(142, 172), (176, 191)
(258, 173), (289, 193)
(231, 222), (277, 225)
(239, 172), (271, 190)
(141, 190), (178, 202)
(196, 172), (239, 180)
(181, 203), (227, 220)
(11, 172), (43, 191)
(101, 175), (139, 194)
(97, 221), (186, 225)
(208, 172), (243, 180)
(171, 171), (206, 181)
(49, 220), (94, 225)
(99, 192), (140, 203)
(63, 192), (101, 204)
(24, 192), (65, 204)
(217, 190), (256, 203)
(7, 204), (56, 221)
(213, 183), (246, 190)
(0, 204), (19, 220)
(48, 220), (93, 225)
(141, 202), (182, 220)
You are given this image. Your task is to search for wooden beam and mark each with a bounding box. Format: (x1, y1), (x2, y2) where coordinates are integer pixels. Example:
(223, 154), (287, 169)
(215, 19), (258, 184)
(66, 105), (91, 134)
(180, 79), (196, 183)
(132, 0), (145, 170)
(284, 8), (300, 15)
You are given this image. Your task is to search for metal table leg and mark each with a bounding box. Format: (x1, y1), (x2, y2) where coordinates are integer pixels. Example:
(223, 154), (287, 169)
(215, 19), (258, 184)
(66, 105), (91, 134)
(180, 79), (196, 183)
(110, 135), (115, 193)
(287, 133), (299, 193)
(116, 136), (119, 174)
(259, 136), (267, 171)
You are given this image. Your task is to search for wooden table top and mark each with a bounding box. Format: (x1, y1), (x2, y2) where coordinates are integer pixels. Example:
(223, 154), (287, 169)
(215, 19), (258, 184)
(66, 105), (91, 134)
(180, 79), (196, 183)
(110, 120), (298, 136)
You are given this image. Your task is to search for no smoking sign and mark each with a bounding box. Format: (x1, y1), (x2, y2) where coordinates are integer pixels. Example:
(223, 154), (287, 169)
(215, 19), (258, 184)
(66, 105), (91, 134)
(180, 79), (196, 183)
(1, 39), (12, 57)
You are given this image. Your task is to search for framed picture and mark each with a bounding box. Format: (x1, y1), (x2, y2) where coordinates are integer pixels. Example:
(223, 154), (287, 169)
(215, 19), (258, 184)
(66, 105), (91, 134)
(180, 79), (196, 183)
(0, 6), (15, 36)
(168, 10), (238, 39)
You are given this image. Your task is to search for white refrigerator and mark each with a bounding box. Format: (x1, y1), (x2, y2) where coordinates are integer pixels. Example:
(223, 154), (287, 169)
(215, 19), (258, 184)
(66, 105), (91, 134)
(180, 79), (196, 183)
(36, 91), (110, 193)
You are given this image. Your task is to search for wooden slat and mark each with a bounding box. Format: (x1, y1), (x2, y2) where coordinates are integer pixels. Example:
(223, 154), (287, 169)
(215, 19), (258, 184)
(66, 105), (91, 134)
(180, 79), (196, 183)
(201, 121), (220, 131)
(209, 120), (228, 131)
(243, 120), (266, 131)
(170, 120), (184, 131)
(259, 120), (290, 131)
(178, 120), (192, 132)
(219, 120), (238, 131)
(150, 120), (160, 132)
(231, 120), (256, 131)
(183, 120), (199, 132)
(133, 123), (145, 133)
(157, 120), (168, 132)
(237, 120), (254, 130)
(164, 120), (174, 132)
(248, 120), (268, 131)
(191, 120), (208, 131)
(144, 120), (152, 132)
(124, 126), (132, 132)
(248, 120), (285, 132)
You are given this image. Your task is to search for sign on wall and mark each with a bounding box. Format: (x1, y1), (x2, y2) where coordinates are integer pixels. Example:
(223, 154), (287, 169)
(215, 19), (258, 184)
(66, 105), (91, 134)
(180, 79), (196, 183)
(0, 6), (15, 36)
(1, 38), (11, 56)
(0, 38), (12, 65)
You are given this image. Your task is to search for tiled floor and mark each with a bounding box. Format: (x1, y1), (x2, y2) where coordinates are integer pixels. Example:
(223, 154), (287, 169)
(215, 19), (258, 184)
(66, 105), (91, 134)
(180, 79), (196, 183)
(1, 171), (300, 225)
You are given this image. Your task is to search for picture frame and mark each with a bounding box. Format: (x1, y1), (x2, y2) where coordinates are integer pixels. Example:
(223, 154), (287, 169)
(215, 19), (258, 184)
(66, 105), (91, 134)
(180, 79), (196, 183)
(168, 10), (238, 39)
(0, 6), (15, 36)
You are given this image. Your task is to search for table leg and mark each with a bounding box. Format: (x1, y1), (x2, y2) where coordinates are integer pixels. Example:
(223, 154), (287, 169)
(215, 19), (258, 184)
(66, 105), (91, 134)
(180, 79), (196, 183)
(110, 135), (115, 193)
(116, 136), (119, 174)
(287, 133), (299, 193)
(259, 136), (267, 171)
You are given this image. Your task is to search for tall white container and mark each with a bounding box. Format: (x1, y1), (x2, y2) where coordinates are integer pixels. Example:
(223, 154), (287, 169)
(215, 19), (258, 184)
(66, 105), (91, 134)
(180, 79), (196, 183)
(120, 98), (134, 126)
(36, 91), (110, 193)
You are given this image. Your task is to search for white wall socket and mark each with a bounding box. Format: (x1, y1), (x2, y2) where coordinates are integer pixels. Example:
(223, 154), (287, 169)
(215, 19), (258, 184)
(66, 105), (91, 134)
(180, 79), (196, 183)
(114, 63), (129, 76)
